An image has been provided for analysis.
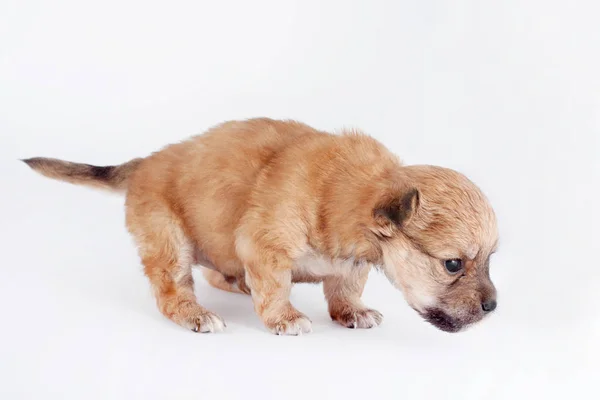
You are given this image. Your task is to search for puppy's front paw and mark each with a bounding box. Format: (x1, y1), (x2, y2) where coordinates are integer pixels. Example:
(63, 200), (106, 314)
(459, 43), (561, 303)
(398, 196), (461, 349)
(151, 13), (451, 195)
(331, 308), (383, 329)
(268, 315), (313, 336)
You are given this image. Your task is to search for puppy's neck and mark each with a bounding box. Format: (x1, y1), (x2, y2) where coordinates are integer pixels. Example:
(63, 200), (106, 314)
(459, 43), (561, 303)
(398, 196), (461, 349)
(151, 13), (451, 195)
(309, 163), (414, 266)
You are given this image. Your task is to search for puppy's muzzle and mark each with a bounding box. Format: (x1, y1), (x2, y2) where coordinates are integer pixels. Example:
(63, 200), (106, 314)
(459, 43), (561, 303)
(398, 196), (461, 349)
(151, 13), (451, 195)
(421, 297), (497, 333)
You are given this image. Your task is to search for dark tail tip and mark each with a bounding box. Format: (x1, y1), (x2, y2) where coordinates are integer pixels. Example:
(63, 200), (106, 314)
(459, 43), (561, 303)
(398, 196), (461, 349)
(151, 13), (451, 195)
(21, 157), (42, 168)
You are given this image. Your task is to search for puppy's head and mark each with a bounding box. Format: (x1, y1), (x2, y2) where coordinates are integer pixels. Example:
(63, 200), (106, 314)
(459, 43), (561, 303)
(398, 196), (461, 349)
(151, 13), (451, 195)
(373, 165), (498, 332)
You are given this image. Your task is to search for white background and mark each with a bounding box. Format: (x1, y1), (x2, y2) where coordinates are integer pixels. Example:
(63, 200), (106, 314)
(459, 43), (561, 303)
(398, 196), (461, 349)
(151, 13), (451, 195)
(1, 1), (598, 399)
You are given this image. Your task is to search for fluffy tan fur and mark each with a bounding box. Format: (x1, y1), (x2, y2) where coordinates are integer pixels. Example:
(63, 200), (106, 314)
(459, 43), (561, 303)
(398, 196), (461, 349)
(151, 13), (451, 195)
(23, 118), (499, 335)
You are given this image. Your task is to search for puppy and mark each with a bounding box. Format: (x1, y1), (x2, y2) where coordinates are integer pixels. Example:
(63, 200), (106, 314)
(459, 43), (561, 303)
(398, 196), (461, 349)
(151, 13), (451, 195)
(23, 118), (498, 335)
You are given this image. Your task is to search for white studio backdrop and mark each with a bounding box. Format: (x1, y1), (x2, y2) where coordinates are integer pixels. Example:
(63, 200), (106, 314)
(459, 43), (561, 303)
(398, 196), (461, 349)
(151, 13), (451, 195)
(0, 1), (598, 399)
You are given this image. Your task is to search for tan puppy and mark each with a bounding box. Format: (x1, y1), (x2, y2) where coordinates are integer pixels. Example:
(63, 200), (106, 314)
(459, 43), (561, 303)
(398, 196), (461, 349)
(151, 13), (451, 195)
(23, 118), (498, 335)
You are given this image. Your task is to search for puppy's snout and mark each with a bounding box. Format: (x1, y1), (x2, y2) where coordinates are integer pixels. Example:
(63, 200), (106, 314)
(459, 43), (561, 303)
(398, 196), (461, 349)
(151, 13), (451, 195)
(481, 299), (497, 313)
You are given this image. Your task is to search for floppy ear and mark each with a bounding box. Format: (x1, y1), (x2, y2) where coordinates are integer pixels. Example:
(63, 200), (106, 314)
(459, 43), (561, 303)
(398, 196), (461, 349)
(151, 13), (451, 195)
(374, 188), (420, 229)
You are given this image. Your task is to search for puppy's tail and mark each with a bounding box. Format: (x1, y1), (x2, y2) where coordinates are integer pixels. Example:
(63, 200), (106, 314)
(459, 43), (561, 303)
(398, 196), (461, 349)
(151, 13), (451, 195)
(21, 156), (144, 193)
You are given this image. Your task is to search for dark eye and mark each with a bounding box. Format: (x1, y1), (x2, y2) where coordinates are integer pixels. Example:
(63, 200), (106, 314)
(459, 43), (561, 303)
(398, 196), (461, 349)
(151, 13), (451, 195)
(444, 259), (463, 274)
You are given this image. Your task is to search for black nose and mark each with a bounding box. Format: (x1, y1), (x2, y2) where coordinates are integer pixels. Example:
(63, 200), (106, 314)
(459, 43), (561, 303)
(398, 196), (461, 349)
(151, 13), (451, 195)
(481, 299), (497, 312)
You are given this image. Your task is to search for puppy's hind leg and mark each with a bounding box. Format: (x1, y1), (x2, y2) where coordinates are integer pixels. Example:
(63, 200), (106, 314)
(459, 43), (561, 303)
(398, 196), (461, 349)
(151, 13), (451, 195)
(127, 205), (225, 333)
(202, 268), (250, 295)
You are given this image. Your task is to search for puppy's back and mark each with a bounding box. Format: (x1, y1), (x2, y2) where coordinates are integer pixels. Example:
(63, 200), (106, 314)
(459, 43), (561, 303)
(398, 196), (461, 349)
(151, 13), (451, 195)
(126, 118), (325, 274)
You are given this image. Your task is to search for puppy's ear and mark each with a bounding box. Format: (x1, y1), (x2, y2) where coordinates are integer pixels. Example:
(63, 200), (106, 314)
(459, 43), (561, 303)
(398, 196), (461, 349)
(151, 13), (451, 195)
(374, 188), (420, 230)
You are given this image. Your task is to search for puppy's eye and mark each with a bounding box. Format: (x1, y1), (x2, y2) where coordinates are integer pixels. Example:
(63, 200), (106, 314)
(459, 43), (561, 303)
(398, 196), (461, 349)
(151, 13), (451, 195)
(444, 259), (463, 274)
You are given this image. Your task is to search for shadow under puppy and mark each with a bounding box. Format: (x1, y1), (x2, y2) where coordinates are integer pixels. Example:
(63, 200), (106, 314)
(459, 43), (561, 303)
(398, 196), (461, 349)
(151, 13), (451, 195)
(23, 118), (498, 335)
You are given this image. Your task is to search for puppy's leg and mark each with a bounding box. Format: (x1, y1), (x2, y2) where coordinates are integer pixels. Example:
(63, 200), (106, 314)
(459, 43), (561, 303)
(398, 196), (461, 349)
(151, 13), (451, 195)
(202, 268), (250, 295)
(324, 266), (383, 329)
(245, 253), (311, 335)
(127, 207), (225, 333)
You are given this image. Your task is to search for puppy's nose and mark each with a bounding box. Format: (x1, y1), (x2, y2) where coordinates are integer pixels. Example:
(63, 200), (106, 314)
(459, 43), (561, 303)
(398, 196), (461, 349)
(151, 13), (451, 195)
(481, 299), (497, 312)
